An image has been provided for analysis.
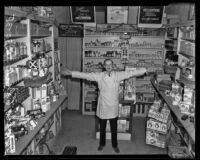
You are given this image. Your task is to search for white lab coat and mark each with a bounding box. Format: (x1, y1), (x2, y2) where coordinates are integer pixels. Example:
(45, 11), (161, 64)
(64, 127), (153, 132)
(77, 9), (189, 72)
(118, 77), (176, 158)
(72, 68), (146, 119)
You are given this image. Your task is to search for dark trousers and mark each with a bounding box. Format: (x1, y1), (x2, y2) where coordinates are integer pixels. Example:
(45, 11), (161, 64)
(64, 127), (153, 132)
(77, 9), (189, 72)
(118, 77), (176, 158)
(98, 117), (118, 148)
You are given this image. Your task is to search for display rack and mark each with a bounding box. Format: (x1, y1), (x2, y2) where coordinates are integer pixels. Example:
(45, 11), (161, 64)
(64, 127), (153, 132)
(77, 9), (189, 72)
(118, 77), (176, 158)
(82, 31), (165, 115)
(151, 78), (195, 157)
(4, 7), (64, 155)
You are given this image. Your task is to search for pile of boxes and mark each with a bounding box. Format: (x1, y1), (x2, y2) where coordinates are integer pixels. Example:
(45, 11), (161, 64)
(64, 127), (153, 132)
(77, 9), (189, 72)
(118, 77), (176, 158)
(146, 100), (171, 148)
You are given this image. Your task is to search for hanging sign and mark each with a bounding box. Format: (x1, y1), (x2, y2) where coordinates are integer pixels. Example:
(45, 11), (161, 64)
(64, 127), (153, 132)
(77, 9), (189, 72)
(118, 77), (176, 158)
(138, 6), (164, 28)
(70, 6), (96, 23)
(107, 6), (128, 24)
(58, 24), (84, 37)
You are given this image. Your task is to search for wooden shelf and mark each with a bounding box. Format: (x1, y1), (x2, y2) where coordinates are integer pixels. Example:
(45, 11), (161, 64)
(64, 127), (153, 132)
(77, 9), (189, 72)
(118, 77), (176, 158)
(4, 94), (30, 112)
(150, 79), (195, 143)
(85, 46), (121, 49)
(5, 7), (27, 17)
(136, 101), (153, 104)
(4, 8), (55, 24)
(31, 34), (52, 38)
(181, 38), (195, 43)
(176, 79), (195, 89)
(179, 52), (195, 59)
(4, 55), (29, 66)
(166, 37), (178, 40)
(84, 57), (120, 59)
(129, 47), (163, 49)
(6, 95), (67, 155)
(4, 34), (27, 39)
(129, 58), (162, 60)
(4, 79), (24, 89)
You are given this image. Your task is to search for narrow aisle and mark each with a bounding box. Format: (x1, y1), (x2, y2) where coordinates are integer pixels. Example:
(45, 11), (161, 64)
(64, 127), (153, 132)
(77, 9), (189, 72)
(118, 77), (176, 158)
(51, 110), (167, 155)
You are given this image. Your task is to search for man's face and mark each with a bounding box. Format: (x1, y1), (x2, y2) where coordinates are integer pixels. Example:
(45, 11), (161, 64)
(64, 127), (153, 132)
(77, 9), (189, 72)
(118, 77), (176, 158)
(104, 60), (113, 72)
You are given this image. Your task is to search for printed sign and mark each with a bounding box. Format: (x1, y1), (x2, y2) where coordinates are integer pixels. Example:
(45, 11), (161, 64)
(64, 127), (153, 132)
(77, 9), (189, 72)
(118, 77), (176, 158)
(138, 6), (164, 28)
(58, 24), (84, 37)
(107, 6), (128, 24)
(70, 6), (96, 23)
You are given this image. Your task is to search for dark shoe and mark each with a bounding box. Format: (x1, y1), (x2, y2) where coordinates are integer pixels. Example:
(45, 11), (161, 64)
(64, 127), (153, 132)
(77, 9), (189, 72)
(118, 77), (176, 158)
(113, 147), (120, 153)
(97, 145), (104, 151)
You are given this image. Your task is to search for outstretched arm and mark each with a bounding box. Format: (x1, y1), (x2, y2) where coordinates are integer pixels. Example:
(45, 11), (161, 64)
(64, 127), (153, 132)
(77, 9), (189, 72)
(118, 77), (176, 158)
(117, 68), (147, 81)
(61, 68), (99, 82)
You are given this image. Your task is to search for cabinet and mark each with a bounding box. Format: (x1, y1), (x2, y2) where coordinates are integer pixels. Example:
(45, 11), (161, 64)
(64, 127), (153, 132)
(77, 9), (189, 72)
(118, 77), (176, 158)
(4, 7), (65, 155)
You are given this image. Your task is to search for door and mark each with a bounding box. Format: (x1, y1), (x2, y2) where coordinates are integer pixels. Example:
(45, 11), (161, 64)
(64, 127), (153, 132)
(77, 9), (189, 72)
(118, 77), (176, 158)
(59, 37), (82, 111)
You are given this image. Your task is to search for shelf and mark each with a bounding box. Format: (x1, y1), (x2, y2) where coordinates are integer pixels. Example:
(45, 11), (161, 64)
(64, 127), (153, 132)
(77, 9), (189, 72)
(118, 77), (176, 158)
(4, 34), (27, 39)
(136, 90), (154, 93)
(166, 37), (178, 40)
(119, 99), (134, 104)
(4, 94), (30, 112)
(179, 52), (195, 59)
(32, 50), (52, 55)
(6, 95), (67, 155)
(129, 47), (163, 49)
(181, 38), (195, 43)
(84, 57), (121, 59)
(85, 46), (121, 49)
(31, 34), (52, 38)
(4, 8), (55, 24)
(129, 58), (163, 60)
(4, 55), (29, 66)
(5, 7), (27, 17)
(176, 79), (195, 89)
(136, 101), (153, 104)
(150, 78), (195, 143)
(118, 117), (130, 120)
(4, 79), (24, 88)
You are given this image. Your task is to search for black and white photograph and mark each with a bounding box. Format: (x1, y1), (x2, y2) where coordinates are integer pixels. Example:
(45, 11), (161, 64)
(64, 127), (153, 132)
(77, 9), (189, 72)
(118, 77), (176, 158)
(4, 4), (196, 159)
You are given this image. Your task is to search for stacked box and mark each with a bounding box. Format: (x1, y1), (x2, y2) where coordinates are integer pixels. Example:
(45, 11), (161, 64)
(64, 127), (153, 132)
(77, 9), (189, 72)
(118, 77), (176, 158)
(146, 102), (171, 148)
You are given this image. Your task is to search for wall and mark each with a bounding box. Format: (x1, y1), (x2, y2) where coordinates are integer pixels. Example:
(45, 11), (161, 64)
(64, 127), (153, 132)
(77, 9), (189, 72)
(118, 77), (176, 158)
(52, 6), (70, 110)
(165, 3), (193, 24)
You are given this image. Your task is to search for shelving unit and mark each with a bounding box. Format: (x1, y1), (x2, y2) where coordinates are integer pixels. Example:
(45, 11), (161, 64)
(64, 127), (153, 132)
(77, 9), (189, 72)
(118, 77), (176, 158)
(151, 78), (195, 157)
(4, 7), (64, 155)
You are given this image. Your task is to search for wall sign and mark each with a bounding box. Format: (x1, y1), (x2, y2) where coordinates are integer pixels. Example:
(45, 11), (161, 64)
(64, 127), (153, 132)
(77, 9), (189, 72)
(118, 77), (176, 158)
(70, 6), (96, 23)
(138, 6), (164, 28)
(58, 24), (83, 37)
(107, 6), (128, 24)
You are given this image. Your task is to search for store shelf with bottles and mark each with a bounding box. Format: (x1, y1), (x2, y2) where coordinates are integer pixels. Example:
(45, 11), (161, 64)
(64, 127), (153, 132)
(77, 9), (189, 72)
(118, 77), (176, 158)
(4, 7), (65, 155)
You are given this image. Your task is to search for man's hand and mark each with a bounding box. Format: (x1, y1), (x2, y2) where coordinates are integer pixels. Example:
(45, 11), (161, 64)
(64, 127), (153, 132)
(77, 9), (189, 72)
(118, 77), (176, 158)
(61, 68), (72, 76)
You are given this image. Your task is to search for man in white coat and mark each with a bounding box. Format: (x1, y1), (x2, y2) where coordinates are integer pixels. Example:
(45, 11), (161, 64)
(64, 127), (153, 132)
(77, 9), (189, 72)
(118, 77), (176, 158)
(62, 59), (147, 153)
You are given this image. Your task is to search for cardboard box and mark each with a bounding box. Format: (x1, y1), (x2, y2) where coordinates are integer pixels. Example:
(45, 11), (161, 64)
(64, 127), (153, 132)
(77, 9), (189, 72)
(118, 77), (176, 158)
(146, 118), (170, 134)
(146, 129), (170, 148)
(148, 108), (170, 123)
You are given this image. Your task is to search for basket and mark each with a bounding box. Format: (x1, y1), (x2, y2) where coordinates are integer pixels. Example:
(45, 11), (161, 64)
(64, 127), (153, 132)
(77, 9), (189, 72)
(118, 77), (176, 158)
(24, 72), (52, 88)
(164, 65), (177, 74)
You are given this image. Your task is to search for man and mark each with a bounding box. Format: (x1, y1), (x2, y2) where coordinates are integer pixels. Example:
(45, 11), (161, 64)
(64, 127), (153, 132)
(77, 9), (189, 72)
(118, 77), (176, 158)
(62, 59), (147, 153)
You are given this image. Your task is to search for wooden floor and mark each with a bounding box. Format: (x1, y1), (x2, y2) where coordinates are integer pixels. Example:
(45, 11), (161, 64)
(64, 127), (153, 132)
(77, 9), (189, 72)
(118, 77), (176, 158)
(50, 110), (168, 156)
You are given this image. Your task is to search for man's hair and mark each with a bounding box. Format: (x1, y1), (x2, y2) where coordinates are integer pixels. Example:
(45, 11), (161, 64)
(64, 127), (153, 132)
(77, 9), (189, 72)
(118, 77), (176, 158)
(103, 59), (114, 66)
